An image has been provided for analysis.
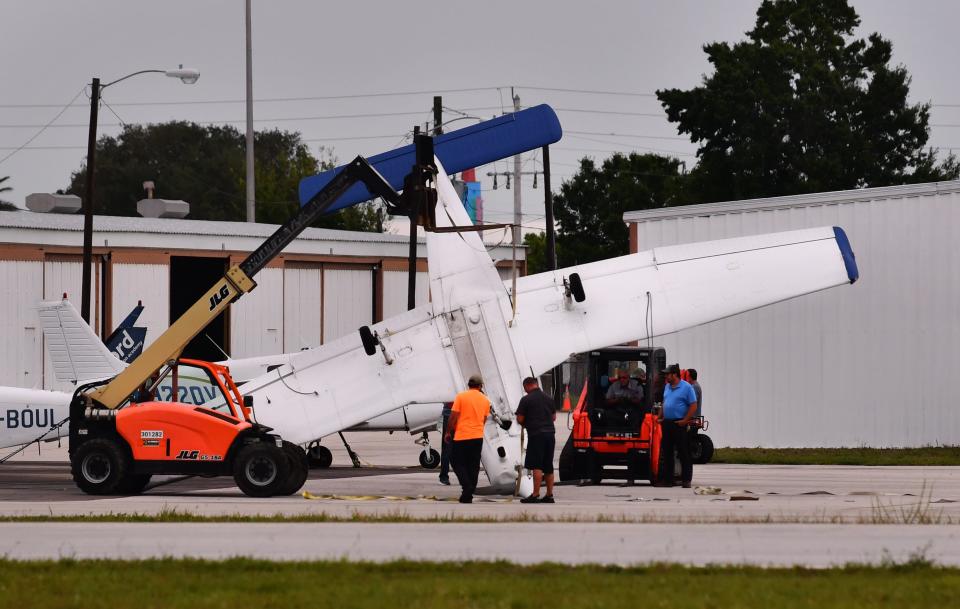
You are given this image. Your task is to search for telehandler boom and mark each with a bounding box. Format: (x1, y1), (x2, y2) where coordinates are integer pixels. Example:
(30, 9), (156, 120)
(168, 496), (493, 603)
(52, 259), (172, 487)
(69, 155), (430, 496)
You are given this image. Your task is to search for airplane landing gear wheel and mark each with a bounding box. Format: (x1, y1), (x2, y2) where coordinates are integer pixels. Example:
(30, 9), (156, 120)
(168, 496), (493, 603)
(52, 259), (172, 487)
(419, 448), (440, 469)
(307, 444), (332, 469)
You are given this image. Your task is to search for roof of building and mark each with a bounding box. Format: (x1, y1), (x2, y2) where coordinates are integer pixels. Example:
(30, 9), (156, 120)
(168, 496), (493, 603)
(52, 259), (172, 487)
(623, 179), (960, 223)
(0, 209), (523, 260)
(0, 210), (419, 244)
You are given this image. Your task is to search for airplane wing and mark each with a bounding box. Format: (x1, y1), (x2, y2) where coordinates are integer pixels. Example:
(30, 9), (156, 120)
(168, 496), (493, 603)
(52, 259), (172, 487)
(511, 226), (859, 375)
(240, 305), (458, 445)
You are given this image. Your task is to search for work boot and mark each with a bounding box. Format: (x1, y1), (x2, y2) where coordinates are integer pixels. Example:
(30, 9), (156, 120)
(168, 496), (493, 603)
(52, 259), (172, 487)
(520, 495), (540, 504)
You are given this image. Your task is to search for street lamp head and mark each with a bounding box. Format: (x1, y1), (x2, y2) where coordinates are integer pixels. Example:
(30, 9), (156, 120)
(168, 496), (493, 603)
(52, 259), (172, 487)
(165, 65), (200, 85)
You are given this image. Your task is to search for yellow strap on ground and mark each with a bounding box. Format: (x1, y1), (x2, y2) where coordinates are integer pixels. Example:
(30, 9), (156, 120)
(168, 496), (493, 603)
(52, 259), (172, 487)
(301, 491), (513, 502)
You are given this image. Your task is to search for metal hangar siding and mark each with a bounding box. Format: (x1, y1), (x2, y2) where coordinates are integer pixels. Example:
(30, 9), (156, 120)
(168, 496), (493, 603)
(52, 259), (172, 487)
(624, 180), (960, 448)
(0, 212), (522, 393)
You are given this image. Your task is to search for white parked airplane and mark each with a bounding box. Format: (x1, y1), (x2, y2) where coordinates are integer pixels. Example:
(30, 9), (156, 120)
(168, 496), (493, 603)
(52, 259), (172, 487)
(1, 298), (443, 467)
(0, 302), (148, 453)
(233, 158), (859, 495)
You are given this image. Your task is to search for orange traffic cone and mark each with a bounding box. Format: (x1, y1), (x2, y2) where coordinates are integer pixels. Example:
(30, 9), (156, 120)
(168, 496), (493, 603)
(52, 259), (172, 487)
(562, 384), (572, 411)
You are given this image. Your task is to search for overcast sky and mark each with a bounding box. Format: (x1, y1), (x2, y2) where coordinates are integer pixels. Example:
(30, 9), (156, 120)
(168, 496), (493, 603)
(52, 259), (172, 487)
(2, 0), (959, 233)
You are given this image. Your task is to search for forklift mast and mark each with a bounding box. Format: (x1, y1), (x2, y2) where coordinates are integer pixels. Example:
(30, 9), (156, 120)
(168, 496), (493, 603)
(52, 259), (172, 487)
(84, 156), (418, 411)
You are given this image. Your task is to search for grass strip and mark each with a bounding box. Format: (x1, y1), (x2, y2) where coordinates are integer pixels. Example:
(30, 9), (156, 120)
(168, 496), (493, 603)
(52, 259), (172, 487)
(714, 446), (960, 466)
(0, 559), (956, 609)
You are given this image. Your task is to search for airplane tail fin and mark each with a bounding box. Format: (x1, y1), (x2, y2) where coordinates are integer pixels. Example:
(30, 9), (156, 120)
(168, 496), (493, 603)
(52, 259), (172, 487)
(103, 300), (147, 363)
(37, 297), (127, 385)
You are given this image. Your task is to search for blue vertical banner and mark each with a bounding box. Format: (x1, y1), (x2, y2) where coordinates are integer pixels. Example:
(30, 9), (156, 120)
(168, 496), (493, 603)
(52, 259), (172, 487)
(464, 181), (482, 223)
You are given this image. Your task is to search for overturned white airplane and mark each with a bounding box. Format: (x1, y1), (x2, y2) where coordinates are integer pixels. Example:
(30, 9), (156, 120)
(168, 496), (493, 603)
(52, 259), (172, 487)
(235, 158), (859, 494)
(5, 161), (858, 496)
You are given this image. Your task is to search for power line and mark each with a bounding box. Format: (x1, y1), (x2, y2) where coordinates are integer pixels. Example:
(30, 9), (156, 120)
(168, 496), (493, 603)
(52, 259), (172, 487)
(0, 108), (440, 129)
(0, 86), (509, 109)
(0, 86), (86, 167)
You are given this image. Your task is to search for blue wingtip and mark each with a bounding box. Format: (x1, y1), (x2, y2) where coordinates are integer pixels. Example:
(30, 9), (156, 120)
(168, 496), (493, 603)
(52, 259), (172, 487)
(833, 226), (859, 284)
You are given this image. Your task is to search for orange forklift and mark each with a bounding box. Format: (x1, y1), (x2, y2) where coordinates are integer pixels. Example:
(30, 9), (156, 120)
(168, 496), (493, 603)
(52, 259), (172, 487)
(70, 149), (436, 496)
(558, 347), (714, 484)
(558, 346), (667, 484)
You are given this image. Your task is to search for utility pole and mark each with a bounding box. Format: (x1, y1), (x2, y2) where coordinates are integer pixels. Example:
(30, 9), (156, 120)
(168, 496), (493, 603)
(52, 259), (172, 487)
(543, 145), (556, 271)
(244, 0), (255, 222)
(512, 90), (522, 249)
(81, 77), (100, 324)
(433, 96), (443, 136)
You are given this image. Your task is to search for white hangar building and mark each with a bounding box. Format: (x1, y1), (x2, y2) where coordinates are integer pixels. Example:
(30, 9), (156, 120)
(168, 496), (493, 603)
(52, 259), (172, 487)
(0, 209), (522, 393)
(624, 180), (960, 448)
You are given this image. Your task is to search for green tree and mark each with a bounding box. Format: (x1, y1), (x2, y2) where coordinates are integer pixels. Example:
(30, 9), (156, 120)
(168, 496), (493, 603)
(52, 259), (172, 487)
(657, 0), (959, 203)
(522, 231), (547, 275)
(62, 122), (380, 230)
(0, 176), (17, 211)
(553, 153), (687, 267)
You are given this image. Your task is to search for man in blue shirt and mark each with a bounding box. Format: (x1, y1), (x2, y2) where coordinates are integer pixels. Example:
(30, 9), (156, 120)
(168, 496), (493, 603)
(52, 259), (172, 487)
(657, 364), (698, 488)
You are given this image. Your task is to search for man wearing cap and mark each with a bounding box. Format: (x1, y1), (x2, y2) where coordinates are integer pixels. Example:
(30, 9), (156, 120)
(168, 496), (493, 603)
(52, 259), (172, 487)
(444, 375), (490, 503)
(658, 363), (698, 488)
(516, 376), (557, 504)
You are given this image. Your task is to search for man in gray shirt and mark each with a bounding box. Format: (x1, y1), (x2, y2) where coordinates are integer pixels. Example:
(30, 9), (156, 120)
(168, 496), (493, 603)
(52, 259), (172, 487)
(688, 368), (702, 418)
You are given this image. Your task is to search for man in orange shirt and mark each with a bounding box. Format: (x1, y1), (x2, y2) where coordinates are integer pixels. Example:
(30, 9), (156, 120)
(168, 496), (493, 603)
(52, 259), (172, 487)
(444, 374), (490, 503)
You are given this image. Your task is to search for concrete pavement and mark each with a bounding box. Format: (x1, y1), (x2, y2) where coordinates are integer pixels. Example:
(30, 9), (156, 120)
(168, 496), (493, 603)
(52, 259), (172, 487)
(1, 522), (957, 567)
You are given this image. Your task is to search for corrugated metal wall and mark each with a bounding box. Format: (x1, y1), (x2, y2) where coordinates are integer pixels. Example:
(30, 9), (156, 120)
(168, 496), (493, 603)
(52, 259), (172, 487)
(323, 268), (374, 343)
(0, 261), (43, 389)
(231, 267), (283, 358)
(283, 263), (322, 352)
(382, 270), (428, 320)
(111, 263), (169, 350)
(632, 190), (960, 448)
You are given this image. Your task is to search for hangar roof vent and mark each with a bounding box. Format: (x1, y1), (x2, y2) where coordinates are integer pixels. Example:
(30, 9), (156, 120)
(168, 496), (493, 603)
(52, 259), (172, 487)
(136, 198), (190, 219)
(25, 193), (82, 214)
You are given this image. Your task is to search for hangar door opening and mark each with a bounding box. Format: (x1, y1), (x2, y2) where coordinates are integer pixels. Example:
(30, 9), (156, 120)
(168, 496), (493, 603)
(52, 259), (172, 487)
(170, 256), (228, 361)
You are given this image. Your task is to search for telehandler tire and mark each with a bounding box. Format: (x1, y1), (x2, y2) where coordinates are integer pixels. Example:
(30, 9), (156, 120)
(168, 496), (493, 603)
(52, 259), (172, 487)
(233, 442), (290, 497)
(278, 441), (309, 496)
(71, 438), (130, 495)
(117, 474), (152, 495)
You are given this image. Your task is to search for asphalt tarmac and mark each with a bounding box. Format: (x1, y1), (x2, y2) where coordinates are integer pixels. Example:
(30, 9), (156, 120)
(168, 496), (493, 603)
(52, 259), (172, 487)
(2, 426), (959, 566)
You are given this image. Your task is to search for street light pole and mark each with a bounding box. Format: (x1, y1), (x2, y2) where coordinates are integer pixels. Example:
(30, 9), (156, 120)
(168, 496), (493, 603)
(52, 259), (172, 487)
(245, 0), (255, 223)
(80, 67), (200, 324)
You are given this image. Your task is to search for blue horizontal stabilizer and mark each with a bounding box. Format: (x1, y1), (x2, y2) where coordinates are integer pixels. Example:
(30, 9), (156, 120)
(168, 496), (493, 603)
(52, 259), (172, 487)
(298, 104), (562, 209)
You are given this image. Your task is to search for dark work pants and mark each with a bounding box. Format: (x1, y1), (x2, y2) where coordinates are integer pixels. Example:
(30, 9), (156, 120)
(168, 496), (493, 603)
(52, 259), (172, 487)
(439, 408), (452, 479)
(659, 420), (693, 484)
(452, 438), (483, 501)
